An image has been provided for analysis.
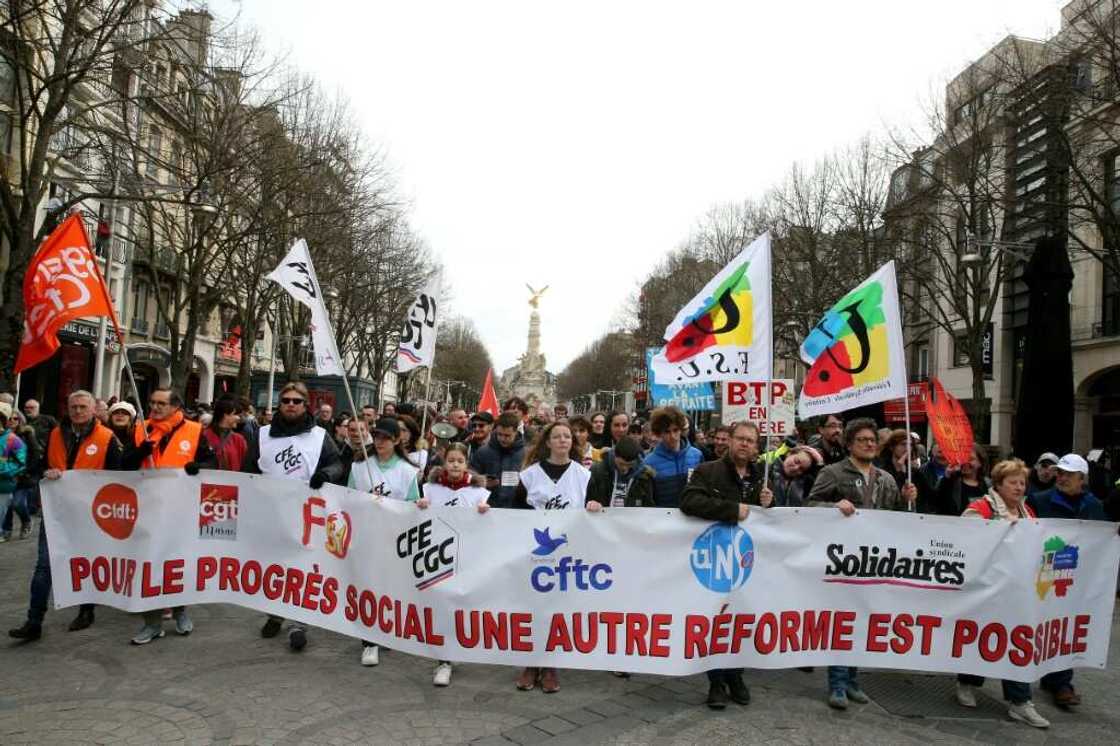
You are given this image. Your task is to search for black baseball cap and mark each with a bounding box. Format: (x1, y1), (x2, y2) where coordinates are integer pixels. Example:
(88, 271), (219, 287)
(372, 417), (400, 439)
(470, 411), (495, 425)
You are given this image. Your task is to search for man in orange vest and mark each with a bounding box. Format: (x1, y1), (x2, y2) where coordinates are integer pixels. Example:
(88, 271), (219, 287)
(130, 387), (214, 645)
(9, 390), (123, 642)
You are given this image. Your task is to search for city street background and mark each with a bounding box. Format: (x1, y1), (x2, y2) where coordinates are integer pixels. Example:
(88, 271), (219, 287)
(1, 524), (1117, 745)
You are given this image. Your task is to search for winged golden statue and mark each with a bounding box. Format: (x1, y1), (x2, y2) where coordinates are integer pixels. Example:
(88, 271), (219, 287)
(526, 284), (549, 309)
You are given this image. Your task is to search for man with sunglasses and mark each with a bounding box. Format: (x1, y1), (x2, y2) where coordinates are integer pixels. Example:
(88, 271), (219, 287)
(241, 381), (344, 651)
(466, 412), (493, 459)
(130, 387), (216, 645)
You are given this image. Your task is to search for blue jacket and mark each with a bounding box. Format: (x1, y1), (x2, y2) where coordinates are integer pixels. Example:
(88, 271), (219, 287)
(644, 439), (703, 508)
(469, 430), (526, 509)
(1027, 486), (1108, 522)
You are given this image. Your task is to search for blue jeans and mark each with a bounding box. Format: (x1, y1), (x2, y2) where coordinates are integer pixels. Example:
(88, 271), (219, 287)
(2, 486), (32, 533)
(827, 666), (860, 693)
(958, 674), (1031, 705)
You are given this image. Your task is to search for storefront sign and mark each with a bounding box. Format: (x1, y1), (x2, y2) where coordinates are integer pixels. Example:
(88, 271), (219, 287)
(127, 344), (171, 369)
(59, 320), (121, 353)
(884, 382), (928, 424)
(981, 324), (994, 380)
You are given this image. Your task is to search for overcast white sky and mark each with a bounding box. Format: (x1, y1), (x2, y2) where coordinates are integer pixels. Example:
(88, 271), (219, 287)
(224, 0), (1065, 372)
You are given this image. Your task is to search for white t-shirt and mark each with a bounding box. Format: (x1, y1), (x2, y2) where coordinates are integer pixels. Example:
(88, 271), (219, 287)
(423, 482), (491, 509)
(348, 454), (419, 501)
(519, 461), (591, 510)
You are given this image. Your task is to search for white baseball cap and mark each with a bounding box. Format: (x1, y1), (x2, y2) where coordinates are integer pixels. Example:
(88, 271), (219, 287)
(1035, 452), (1059, 467)
(1055, 453), (1089, 476)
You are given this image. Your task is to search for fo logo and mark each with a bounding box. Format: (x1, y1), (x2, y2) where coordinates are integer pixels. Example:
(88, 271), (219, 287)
(199, 484), (238, 540)
(301, 496), (352, 559)
(91, 483), (138, 540)
(690, 523), (754, 592)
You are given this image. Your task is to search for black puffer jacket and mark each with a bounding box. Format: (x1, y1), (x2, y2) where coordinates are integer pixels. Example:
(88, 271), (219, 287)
(679, 455), (764, 523)
(469, 430), (526, 508)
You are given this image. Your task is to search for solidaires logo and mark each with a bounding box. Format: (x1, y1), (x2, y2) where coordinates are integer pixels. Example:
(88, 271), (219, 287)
(690, 523), (754, 592)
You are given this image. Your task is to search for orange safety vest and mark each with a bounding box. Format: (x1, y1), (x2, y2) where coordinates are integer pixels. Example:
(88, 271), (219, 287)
(47, 422), (115, 471)
(135, 416), (203, 469)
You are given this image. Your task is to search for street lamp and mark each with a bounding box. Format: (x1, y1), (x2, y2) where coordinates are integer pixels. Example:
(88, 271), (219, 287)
(961, 234), (1035, 265)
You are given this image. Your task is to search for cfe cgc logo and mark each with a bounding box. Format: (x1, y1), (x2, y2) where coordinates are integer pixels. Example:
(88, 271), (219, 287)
(397, 518), (458, 590)
(690, 523), (754, 593)
(1037, 536), (1079, 600)
(530, 527), (612, 592)
(199, 483), (238, 540)
(91, 483), (138, 540)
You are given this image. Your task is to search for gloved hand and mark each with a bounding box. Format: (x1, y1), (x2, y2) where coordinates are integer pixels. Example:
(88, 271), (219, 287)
(135, 440), (154, 458)
(309, 471), (328, 489)
(184, 461), (200, 476)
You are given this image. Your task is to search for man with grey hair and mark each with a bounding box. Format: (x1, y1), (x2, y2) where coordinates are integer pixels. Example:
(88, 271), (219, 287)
(9, 390), (124, 641)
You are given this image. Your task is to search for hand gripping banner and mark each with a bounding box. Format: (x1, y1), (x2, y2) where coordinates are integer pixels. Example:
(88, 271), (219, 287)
(44, 471), (1118, 681)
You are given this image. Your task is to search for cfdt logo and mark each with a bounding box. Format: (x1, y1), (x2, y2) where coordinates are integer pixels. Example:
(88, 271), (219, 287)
(529, 527), (612, 592)
(301, 496), (352, 559)
(199, 484), (238, 540)
(690, 524), (754, 592)
(91, 483), (138, 540)
(397, 518), (458, 590)
(1037, 536), (1079, 600)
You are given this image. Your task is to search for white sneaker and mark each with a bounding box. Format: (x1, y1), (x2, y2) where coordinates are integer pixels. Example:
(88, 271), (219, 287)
(956, 682), (977, 708)
(361, 645), (379, 666)
(1008, 701), (1050, 729)
(433, 662), (452, 686)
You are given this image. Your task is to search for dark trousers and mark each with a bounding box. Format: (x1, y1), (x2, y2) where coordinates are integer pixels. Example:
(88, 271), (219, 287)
(1040, 669), (1074, 693)
(706, 668), (743, 684)
(28, 520), (92, 624)
(958, 674), (1031, 705)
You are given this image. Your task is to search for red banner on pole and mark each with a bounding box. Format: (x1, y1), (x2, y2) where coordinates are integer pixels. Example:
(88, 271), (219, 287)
(477, 368), (500, 417)
(926, 378), (975, 467)
(15, 214), (121, 374)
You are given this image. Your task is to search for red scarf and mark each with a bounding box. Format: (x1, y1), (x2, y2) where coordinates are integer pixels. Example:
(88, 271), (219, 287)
(437, 469), (473, 490)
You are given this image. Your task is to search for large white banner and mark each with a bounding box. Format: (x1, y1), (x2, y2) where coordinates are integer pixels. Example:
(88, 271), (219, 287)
(44, 471), (1118, 681)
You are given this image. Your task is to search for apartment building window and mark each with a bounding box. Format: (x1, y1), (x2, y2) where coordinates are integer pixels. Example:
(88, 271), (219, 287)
(953, 332), (972, 367)
(916, 345), (930, 380)
(146, 126), (162, 178)
(1104, 265), (1120, 337)
(1106, 151), (1120, 214)
(131, 278), (150, 334)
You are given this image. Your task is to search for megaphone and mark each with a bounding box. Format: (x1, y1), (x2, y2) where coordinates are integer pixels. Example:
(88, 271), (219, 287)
(431, 422), (458, 440)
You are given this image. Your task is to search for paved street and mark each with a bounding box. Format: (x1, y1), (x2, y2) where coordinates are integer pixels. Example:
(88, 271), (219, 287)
(1, 519), (1118, 745)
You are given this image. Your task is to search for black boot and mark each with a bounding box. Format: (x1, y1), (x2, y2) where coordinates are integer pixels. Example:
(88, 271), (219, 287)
(727, 675), (751, 705)
(9, 621), (42, 641)
(68, 606), (95, 631)
(706, 681), (728, 710)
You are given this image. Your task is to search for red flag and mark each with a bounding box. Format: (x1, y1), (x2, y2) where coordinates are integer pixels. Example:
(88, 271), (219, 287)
(477, 368), (500, 417)
(926, 378), (975, 467)
(15, 214), (121, 374)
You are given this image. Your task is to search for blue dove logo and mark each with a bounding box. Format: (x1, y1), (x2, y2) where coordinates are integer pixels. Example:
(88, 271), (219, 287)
(532, 527), (568, 556)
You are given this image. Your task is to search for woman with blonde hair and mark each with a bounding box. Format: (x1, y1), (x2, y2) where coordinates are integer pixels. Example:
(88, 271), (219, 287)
(954, 458), (1048, 729)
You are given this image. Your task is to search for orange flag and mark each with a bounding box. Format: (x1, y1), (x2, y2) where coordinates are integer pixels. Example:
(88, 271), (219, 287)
(926, 378), (975, 467)
(15, 214), (121, 374)
(477, 368), (500, 417)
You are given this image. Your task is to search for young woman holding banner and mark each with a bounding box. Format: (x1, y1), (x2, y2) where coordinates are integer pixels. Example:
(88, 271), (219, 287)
(416, 442), (490, 687)
(513, 421), (592, 694)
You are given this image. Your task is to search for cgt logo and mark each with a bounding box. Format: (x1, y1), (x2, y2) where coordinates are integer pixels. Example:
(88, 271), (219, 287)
(690, 523), (754, 592)
(199, 484), (238, 540)
(397, 518), (459, 590)
(302, 496), (352, 559)
(91, 483), (138, 540)
(529, 527), (612, 592)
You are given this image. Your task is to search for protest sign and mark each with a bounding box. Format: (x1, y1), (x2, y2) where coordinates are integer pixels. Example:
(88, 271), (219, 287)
(721, 380), (795, 437)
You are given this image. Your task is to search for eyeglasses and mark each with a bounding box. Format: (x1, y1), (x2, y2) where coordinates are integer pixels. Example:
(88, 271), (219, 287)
(853, 436), (877, 444)
(280, 397), (304, 405)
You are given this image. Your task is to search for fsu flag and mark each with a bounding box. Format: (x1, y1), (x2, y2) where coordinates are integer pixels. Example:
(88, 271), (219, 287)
(477, 368), (500, 417)
(798, 261), (908, 417)
(396, 278), (441, 372)
(649, 233), (772, 385)
(15, 214), (120, 374)
(926, 377), (975, 467)
(267, 239), (344, 376)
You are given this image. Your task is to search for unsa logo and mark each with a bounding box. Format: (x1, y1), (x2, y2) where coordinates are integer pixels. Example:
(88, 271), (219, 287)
(690, 523), (754, 592)
(91, 483), (138, 540)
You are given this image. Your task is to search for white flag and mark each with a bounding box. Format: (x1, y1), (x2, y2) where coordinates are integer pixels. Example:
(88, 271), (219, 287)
(797, 261), (908, 417)
(650, 232), (772, 385)
(267, 239), (344, 376)
(396, 277), (441, 372)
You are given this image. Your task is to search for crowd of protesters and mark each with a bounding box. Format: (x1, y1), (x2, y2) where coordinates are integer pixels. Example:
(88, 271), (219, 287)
(2, 386), (1117, 729)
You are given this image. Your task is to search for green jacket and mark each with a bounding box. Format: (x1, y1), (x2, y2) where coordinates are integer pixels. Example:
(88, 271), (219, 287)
(679, 455), (764, 524)
(587, 452), (655, 507)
